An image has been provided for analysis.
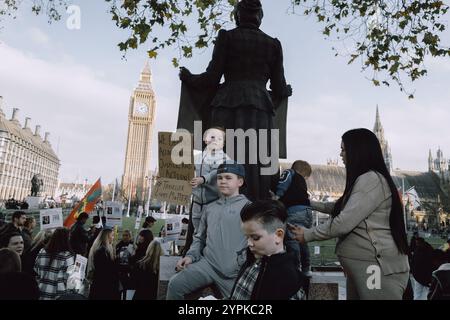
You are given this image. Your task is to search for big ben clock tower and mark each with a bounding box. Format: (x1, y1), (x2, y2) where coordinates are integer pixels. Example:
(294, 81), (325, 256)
(122, 61), (156, 202)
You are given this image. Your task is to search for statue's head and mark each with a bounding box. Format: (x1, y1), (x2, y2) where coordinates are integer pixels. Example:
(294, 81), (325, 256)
(234, 0), (263, 28)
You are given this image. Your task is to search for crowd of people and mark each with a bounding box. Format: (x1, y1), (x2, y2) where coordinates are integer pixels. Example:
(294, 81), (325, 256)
(0, 211), (164, 300)
(1, 126), (450, 300)
(1, 0), (449, 302)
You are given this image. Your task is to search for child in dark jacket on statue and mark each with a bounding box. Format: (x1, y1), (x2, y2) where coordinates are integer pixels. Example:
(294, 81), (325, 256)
(229, 200), (303, 300)
(275, 160), (313, 276)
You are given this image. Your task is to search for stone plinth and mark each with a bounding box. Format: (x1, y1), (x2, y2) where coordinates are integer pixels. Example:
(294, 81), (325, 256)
(158, 256), (179, 300)
(309, 272), (346, 300)
(158, 255), (222, 300)
(25, 196), (44, 209)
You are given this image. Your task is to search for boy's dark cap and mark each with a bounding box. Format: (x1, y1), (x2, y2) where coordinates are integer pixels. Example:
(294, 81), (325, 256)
(217, 162), (245, 179)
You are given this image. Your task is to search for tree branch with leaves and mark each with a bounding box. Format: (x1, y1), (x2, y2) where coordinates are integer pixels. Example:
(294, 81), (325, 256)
(1, 0), (449, 97)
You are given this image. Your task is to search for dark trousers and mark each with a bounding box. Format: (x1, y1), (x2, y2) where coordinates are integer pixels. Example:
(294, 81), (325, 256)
(285, 239), (311, 271)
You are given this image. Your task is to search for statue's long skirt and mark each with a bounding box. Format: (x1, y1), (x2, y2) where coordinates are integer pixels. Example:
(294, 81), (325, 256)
(210, 106), (280, 201)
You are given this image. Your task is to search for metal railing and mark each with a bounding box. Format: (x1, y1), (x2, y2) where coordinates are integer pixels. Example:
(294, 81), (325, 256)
(308, 244), (339, 267)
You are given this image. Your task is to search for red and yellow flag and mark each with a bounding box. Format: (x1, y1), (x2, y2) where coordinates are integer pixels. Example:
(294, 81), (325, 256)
(63, 178), (102, 228)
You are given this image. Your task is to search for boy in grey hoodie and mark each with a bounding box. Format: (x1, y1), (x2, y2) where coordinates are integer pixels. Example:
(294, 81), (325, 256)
(167, 162), (250, 300)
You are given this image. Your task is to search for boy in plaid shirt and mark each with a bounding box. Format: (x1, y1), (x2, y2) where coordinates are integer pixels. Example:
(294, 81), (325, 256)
(229, 200), (304, 300)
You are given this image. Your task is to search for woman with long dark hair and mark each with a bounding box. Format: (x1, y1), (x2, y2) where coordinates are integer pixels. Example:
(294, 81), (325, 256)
(34, 227), (75, 299)
(289, 128), (409, 299)
(130, 229), (154, 265)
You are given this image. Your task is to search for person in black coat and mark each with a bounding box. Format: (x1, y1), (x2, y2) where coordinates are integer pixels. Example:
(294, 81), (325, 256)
(129, 229), (154, 267)
(69, 212), (90, 256)
(0, 272), (40, 300)
(411, 237), (434, 299)
(132, 240), (163, 300)
(87, 228), (120, 300)
(21, 217), (36, 253)
(428, 262), (450, 300)
(229, 200), (304, 300)
(0, 247), (39, 300)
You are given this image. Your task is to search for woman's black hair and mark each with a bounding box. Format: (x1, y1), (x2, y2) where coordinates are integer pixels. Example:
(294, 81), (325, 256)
(45, 227), (72, 260)
(137, 229), (154, 251)
(142, 216), (156, 229)
(331, 128), (408, 255)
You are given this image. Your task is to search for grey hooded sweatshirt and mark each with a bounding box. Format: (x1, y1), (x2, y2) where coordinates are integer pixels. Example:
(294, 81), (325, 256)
(192, 149), (230, 206)
(186, 194), (250, 279)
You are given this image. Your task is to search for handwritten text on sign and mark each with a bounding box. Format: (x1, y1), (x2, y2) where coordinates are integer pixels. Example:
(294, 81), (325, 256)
(152, 178), (192, 206)
(158, 132), (194, 181)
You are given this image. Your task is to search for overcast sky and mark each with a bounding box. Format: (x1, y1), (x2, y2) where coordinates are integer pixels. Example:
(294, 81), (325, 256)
(0, 0), (449, 185)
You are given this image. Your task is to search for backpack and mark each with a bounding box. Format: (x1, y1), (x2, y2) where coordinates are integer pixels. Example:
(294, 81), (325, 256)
(428, 264), (450, 300)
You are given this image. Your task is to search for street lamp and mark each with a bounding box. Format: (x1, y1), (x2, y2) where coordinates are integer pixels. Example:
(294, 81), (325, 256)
(145, 174), (153, 217)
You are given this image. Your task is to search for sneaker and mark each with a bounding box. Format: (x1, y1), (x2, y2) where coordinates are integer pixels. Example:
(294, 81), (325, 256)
(303, 270), (313, 277)
(302, 266), (313, 277)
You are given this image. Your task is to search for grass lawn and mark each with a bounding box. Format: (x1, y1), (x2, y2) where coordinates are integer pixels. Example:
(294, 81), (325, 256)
(85, 215), (166, 242)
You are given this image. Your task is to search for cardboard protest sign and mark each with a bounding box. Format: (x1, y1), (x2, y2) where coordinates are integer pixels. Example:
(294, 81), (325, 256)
(105, 201), (123, 227)
(158, 132), (194, 181)
(151, 177), (192, 206)
(40, 208), (63, 230)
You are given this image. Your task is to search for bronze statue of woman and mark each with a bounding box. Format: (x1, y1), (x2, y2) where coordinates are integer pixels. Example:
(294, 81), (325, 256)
(177, 0), (292, 201)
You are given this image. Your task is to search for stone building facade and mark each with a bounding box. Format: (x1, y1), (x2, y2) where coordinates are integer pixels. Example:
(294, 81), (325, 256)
(0, 96), (60, 201)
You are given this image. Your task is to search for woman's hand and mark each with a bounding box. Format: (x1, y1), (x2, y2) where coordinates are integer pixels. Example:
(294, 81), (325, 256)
(287, 223), (306, 244)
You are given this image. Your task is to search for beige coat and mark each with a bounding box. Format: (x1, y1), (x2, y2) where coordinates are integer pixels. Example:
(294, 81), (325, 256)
(304, 171), (409, 276)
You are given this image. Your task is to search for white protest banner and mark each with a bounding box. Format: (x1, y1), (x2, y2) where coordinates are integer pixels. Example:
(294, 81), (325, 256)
(163, 218), (182, 243)
(105, 201), (123, 227)
(73, 254), (88, 281)
(314, 246), (321, 255)
(135, 205), (143, 230)
(151, 177), (192, 206)
(40, 208), (63, 230)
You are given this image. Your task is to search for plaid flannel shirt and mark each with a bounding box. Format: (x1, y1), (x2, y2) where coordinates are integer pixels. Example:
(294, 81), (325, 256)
(230, 260), (261, 300)
(34, 248), (75, 300)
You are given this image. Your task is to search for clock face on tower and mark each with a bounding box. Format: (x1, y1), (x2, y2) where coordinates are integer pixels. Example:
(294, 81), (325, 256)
(135, 102), (148, 115)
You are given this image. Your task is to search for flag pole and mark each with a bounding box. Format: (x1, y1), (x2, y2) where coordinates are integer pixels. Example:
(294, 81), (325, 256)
(145, 174), (152, 217)
(126, 181), (132, 218)
(402, 178), (407, 232)
(112, 178), (116, 202)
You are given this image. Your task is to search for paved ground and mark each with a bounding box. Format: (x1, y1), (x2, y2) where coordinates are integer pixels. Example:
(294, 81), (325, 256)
(311, 272), (346, 300)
